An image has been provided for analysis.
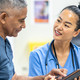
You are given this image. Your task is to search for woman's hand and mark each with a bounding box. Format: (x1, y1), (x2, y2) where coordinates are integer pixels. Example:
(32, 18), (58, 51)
(48, 68), (67, 77)
(44, 75), (55, 80)
(45, 68), (67, 80)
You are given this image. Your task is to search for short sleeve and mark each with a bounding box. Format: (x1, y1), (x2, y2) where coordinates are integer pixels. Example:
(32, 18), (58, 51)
(29, 51), (43, 76)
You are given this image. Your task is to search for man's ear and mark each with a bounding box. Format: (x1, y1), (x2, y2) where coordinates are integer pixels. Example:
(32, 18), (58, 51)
(73, 29), (80, 37)
(0, 12), (7, 24)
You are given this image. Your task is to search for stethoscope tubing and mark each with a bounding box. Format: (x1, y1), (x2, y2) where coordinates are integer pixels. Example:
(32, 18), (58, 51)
(45, 42), (78, 74)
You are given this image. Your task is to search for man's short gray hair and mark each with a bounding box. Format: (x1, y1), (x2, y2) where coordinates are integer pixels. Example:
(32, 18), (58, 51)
(0, 0), (27, 10)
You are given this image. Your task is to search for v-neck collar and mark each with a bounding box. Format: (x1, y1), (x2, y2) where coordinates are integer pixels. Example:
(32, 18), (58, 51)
(47, 40), (72, 68)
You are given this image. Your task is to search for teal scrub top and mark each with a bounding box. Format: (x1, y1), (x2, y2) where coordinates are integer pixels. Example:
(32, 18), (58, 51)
(29, 40), (80, 76)
(0, 36), (15, 80)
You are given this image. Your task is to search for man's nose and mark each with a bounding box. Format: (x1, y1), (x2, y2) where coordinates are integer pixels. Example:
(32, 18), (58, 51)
(21, 22), (26, 28)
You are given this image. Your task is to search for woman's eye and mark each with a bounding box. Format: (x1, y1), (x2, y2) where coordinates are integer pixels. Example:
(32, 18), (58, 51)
(65, 24), (69, 27)
(57, 19), (61, 22)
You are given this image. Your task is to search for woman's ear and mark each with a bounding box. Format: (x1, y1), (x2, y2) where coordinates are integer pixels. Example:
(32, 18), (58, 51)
(0, 12), (7, 24)
(73, 29), (80, 37)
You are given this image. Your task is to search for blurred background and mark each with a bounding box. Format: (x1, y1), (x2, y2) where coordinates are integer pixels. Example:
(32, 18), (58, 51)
(8, 0), (80, 75)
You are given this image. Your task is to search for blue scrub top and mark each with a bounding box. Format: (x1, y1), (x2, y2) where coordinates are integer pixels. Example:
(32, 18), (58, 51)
(29, 40), (80, 76)
(0, 36), (15, 80)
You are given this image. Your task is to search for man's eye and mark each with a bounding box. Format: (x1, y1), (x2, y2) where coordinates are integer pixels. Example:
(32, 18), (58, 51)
(19, 20), (24, 22)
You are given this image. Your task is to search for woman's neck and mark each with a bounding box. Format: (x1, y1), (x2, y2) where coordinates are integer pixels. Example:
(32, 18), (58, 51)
(53, 40), (70, 54)
(52, 40), (71, 67)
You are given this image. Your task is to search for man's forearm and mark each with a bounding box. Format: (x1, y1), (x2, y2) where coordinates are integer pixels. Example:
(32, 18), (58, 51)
(12, 74), (46, 80)
(16, 76), (44, 80)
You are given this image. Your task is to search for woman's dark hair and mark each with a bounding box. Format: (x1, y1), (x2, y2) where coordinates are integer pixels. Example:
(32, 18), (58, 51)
(61, 4), (80, 31)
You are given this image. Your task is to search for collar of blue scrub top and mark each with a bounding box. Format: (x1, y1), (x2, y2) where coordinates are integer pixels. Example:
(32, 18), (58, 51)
(46, 40), (80, 71)
(0, 36), (10, 46)
(0, 36), (5, 45)
(47, 40), (56, 61)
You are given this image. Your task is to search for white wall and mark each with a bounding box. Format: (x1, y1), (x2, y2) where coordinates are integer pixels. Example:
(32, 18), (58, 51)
(12, 0), (80, 75)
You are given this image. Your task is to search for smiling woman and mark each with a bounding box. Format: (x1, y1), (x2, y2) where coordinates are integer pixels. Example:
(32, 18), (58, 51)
(29, 4), (80, 78)
(53, 9), (79, 41)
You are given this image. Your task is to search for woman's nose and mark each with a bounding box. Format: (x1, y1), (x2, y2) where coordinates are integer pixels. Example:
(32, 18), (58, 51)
(57, 23), (63, 30)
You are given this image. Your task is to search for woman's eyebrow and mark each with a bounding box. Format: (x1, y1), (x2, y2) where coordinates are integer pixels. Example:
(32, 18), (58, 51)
(59, 16), (62, 20)
(65, 21), (72, 25)
(59, 16), (72, 25)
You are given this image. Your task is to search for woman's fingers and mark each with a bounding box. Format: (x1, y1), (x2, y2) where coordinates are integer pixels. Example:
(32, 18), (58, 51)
(60, 68), (68, 76)
(44, 75), (55, 80)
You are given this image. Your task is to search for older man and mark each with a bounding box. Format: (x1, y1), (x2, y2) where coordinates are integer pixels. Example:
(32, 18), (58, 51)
(0, 0), (67, 80)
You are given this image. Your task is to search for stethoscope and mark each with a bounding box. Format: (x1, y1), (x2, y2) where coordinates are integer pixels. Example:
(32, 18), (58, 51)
(45, 40), (79, 74)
